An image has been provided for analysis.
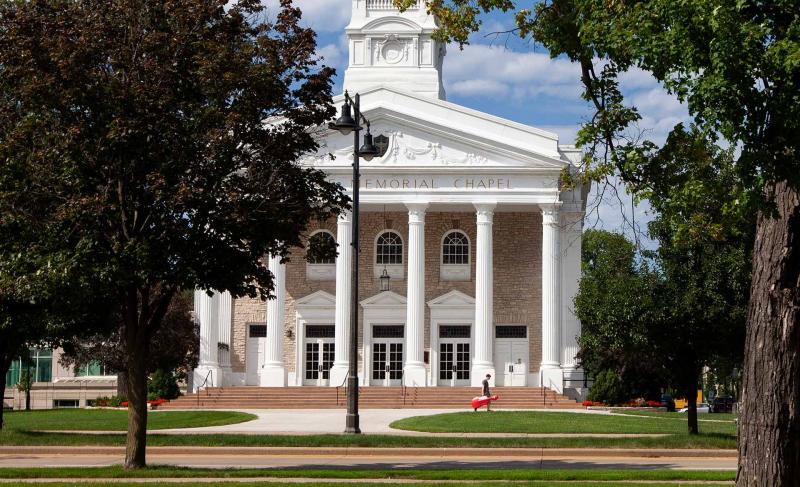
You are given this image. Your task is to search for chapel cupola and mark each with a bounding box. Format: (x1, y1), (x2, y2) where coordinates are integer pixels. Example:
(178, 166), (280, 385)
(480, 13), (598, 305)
(343, 0), (446, 100)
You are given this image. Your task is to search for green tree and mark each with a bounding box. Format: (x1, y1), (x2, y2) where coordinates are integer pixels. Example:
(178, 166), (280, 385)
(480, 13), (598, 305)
(59, 291), (199, 399)
(0, 0), (346, 468)
(575, 230), (664, 399)
(401, 1), (798, 482)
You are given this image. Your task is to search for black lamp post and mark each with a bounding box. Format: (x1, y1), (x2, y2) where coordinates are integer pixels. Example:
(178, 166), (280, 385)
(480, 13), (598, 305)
(329, 91), (378, 434)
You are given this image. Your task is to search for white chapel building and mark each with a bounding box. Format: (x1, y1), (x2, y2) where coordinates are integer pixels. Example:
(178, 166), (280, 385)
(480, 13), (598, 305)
(193, 0), (587, 393)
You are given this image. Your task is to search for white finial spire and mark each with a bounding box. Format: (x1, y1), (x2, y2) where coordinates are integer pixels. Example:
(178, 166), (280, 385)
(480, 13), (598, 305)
(343, 0), (446, 99)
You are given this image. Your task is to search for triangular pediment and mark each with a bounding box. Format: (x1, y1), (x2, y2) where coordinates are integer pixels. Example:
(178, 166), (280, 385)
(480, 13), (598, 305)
(295, 290), (336, 307)
(360, 290), (407, 307)
(427, 290), (475, 307)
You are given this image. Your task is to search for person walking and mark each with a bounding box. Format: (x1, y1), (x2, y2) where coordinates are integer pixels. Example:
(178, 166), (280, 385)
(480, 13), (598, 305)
(482, 374), (492, 411)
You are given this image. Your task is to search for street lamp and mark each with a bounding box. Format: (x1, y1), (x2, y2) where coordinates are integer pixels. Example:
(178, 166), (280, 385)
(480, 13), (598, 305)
(328, 91), (377, 434)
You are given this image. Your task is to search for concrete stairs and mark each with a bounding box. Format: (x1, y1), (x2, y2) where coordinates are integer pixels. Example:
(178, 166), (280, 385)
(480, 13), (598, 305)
(162, 386), (581, 410)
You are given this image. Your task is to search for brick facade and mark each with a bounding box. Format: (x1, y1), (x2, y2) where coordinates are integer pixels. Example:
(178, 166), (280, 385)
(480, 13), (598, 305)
(230, 210), (542, 378)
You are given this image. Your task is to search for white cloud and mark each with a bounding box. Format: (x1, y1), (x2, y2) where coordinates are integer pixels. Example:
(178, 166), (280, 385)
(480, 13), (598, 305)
(318, 43), (345, 70)
(444, 44), (582, 101)
(262, 0), (351, 33)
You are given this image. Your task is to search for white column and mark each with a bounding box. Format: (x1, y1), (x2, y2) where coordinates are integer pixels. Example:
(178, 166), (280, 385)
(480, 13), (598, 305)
(540, 204), (563, 390)
(404, 202), (428, 386)
(194, 290), (221, 390)
(472, 203), (496, 386)
(561, 211), (583, 373)
(217, 291), (233, 381)
(329, 211), (352, 386)
(261, 254), (286, 386)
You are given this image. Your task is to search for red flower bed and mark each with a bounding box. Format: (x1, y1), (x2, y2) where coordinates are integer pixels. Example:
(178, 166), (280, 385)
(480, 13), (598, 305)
(120, 398), (169, 407)
(582, 400), (607, 407)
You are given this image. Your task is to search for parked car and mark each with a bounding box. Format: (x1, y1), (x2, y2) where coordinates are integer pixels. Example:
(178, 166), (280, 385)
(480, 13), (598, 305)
(710, 396), (736, 413)
(661, 394), (676, 412)
(679, 403), (710, 414)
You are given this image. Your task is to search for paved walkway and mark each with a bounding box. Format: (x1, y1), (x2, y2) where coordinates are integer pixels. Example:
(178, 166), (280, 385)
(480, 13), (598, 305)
(159, 407), (617, 436)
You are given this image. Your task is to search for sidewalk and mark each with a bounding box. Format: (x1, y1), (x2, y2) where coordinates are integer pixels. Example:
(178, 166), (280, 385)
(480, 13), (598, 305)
(39, 408), (661, 438)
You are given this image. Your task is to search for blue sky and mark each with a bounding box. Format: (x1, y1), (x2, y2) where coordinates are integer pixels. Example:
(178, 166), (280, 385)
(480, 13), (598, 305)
(266, 0), (691, 245)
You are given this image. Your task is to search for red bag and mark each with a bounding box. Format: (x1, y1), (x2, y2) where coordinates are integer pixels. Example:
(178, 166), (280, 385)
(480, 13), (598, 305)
(471, 395), (499, 409)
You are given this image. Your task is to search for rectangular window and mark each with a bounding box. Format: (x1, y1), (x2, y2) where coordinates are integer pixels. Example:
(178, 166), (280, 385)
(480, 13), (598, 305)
(6, 349), (53, 385)
(372, 325), (404, 338)
(439, 325), (471, 339)
(76, 361), (105, 377)
(54, 399), (79, 409)
(495, 326), (528, 339)
(249, 324), (267, 338)
(306, 325), (335, 338)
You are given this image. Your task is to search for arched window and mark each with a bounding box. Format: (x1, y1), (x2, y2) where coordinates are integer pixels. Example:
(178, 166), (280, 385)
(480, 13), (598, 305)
(376, 231), (403, 265)
(306, 231), (336, 264)
(442, 231), (470, 265)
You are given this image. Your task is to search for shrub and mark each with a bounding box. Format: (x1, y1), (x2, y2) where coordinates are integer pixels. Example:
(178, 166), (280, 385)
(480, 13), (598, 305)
(587, 369), (630, 405)
(148, 369), (181, 400)
(109, 395), (125, 407)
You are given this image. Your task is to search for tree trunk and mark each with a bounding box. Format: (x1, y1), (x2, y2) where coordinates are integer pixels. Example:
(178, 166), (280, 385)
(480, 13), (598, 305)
(117, 371), (128, 399)
(737, 180), (800, 486)
(0, 352), (11, 430)
(24, 370), (30, 411)
(124, 340), (148, 469)
(687, 377), (698, 435)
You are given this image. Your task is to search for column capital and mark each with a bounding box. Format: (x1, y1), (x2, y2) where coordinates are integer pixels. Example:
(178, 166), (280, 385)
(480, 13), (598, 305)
(337, 210), (353, 224)
(405, 202), (429, 222)
(474, 202), (496, 224)
(540, 203), (562, 226)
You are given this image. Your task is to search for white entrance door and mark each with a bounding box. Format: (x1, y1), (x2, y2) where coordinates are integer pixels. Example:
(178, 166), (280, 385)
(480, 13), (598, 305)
(371, 342), (404, 386)
(494, 326), (529, 386)
(303, 325), (335, 386)
(437, 325), (471, 386)
(439, 341), (471, 386)
(245, 324), (267, 385)
(370, 324), (405, 386)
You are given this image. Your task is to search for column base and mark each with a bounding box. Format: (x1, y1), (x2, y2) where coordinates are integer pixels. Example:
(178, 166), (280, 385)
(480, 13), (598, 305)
(193, 365), (222, 392)
(259, 365), (287, 387)
(329, 363), (350, 387)
(471, 362), (496, 387)
(539, 367), (564, 394)
(403, 363), (427, 387)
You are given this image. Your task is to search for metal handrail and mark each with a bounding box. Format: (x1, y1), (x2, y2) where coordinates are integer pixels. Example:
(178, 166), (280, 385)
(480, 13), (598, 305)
(196, 369), (214, 407)
(335, 371), (349, 406)
(400, 370), (406, 406)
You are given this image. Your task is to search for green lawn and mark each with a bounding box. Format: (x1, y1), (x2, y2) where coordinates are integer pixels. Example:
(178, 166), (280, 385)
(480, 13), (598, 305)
(614, 410), (737, 422)
(0, 409), (256, 431)
(389, 411), (737, 435)
(0, 466), (736, 481)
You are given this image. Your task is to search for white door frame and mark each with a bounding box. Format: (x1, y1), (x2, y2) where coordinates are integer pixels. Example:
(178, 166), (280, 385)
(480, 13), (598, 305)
(428, 290), (476, 387)
(245, 322), (267, 386)
(294, 291), (336, 387)
(361, 291), (407, 387)
(302, 335), (335, 386)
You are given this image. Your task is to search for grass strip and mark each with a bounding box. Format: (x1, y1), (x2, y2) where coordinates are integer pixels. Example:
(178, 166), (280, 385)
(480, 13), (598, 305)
(0, 431), (737, 449)
(1, 409), (257, 431)
(389, 412), (735, 435)
(2, 482), (736, 487)
(0, 466), (736, 481)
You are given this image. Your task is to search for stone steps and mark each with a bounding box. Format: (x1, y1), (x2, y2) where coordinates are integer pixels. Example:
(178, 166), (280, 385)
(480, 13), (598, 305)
(161, 386), (581, 410)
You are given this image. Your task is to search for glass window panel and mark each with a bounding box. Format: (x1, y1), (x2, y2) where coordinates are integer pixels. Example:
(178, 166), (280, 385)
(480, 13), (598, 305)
(376, 232), (403, 265)
(307, 231), (337, 264)
(442, 231), (469, 265)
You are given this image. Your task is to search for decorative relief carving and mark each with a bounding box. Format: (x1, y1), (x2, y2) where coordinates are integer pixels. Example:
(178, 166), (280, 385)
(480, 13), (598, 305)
(373, 34), (410, 65)
(301, 130), (494, 167)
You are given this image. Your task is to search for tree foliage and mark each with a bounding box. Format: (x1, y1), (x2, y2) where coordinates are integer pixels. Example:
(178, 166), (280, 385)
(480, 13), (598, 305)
(0, 0), (346, 467)
(403, 0), (798, 481)
(59, 291), (199, 391)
